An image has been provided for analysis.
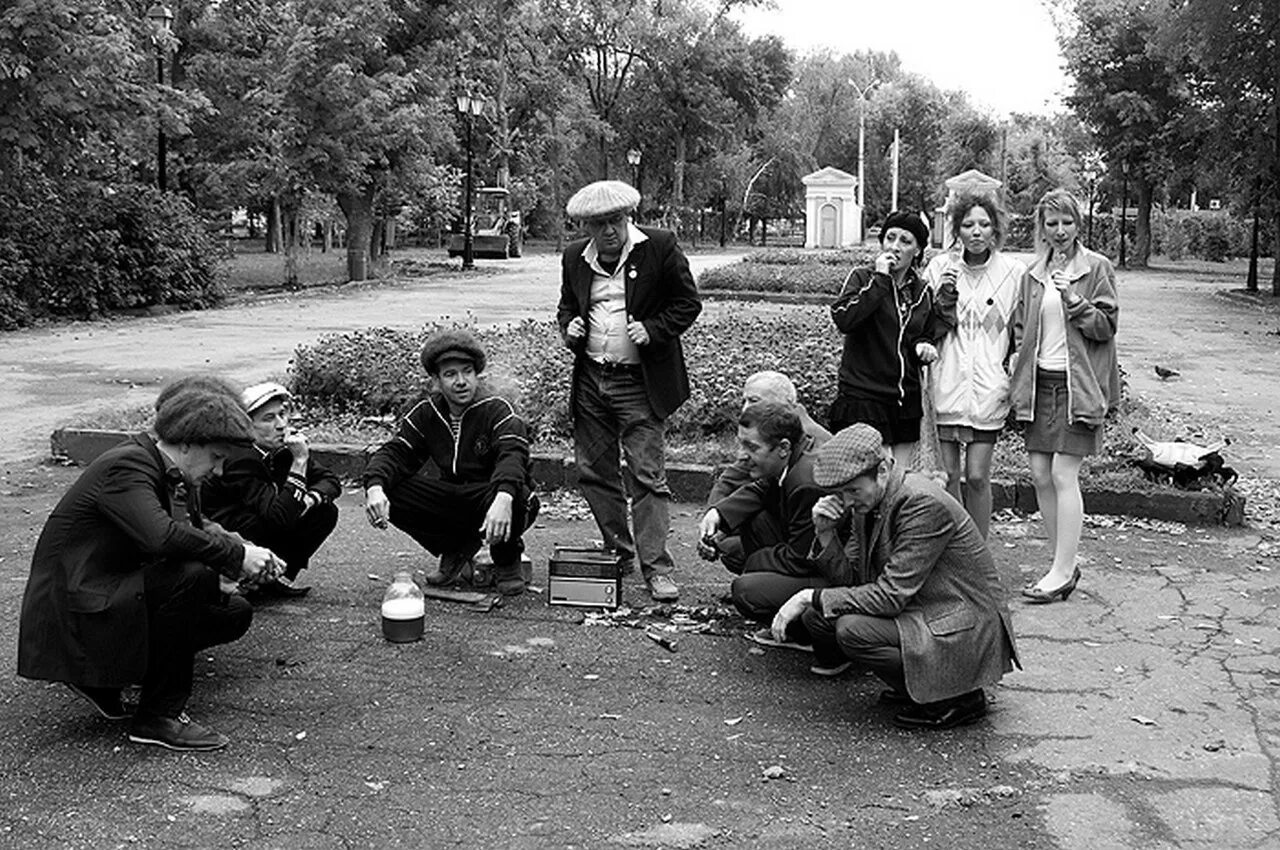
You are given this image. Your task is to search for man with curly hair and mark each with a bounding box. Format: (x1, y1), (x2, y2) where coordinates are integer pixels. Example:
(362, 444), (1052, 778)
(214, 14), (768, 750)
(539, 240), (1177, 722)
(363, 329), (538, 596)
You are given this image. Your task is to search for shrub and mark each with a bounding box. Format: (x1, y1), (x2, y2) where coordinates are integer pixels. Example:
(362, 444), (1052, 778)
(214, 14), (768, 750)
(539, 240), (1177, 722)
(0, 176), (226, 326)
(289, 303), (1137, 482)
(700, 245), (940, 296)
(290, 307), (843, 444)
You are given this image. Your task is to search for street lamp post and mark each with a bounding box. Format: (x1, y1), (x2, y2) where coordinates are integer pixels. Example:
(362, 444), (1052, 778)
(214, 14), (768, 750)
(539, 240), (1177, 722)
(848, 77), (877, 211)
(626, 148), (641, 186)
(1119, 161), (1129, 268)
(455, 92), (487, 271)
(146, 4), (173, 192)
(1082, 167), (1098, 247)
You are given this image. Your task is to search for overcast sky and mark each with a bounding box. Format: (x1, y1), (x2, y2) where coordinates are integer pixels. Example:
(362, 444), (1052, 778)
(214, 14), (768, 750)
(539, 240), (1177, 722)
(732, 0), (1068, 117)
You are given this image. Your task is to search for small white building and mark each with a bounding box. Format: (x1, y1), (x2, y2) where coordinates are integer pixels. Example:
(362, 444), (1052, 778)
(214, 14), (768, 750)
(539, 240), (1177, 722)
(802, 167), (862, 248)
(933, 169), (1003, 247)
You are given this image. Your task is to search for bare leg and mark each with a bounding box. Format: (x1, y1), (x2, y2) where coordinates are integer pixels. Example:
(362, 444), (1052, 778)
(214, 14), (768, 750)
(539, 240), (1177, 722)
(1040, 453), (1085, 588)
(963, 442), (996, 539)
(1028, 451), (1057, 565)
(939, 440), (963, 504)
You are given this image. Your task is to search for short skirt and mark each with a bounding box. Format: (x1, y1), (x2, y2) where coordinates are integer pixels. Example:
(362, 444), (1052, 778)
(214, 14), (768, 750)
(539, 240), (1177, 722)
(1023, 370), (1102, 457)
(829, 395), (921, 445)
(937, 425), (1000, 445)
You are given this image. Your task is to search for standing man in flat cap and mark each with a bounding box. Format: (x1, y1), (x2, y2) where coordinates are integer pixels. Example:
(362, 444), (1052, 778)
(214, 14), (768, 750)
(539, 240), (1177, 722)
(557, 180), (702, 601)
(202, 382), (342, 598)
(771, 423), (1019, 729)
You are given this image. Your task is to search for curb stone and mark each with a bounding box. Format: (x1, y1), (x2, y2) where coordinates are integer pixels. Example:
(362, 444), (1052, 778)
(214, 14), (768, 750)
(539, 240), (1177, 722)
(50, 427), (1243, 526)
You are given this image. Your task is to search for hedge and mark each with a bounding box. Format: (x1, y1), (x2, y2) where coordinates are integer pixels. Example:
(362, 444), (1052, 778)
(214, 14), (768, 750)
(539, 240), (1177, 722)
(700, 245), (944, 296)
(0, 177), (226, 328)
(291, 309), (844, 445)
(289, 304), (1139, 481)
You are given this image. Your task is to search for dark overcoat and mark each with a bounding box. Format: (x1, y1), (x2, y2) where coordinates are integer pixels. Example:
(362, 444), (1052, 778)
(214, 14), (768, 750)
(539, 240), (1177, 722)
(556, 226), (702, 421)
(17, 434), (244, 687)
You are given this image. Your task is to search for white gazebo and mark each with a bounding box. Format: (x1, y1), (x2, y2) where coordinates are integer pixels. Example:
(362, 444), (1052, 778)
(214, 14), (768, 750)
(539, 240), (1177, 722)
(802, 167), (861, 248)
(933, 169), (1003, 246)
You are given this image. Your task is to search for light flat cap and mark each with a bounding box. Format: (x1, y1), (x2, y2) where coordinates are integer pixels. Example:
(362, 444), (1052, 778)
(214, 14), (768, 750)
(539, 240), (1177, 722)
(814, 424), (886, 487)
(566, 180), (641, 220)
(242, 381), (291, 415)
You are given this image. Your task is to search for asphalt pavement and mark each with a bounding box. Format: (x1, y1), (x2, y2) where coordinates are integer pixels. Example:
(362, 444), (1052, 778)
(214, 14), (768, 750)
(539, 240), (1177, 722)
(0, 465), (1277, 849)
(1, 250), (1278, 848)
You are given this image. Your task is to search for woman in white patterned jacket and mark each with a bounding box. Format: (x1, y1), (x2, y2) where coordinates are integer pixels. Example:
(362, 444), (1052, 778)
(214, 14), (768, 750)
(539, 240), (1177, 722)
(922, 192), (1025, 539)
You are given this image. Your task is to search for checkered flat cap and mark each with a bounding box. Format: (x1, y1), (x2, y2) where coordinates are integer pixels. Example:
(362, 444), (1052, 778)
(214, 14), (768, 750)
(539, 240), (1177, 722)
(814, 424), (886, 487)
(566, 180), (641, 220)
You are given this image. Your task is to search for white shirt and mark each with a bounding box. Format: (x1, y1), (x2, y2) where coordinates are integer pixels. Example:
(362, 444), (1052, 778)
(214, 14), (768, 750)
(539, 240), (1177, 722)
(1036, 282), (1069, 370)
(584, 223), (649, 365)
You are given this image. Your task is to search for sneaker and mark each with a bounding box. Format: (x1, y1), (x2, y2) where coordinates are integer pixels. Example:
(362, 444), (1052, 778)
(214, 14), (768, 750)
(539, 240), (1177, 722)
(128, 712), (229, 752)
(746, 627), (814, 653)
(426, 551), (474, 586)
(809, 659), (855, 677)
(67, 683), (129, 720)
(646, 574), (679, 602)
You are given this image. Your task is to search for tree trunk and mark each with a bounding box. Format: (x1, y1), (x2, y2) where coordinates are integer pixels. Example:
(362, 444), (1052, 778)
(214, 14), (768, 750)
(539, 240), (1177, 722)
(1247, 180), (1260, 292)
(281, 197), (299, 290)
(1133, 178), (1152, 268)
(337, 188), (375, 282)
(266, 198), (281, 254)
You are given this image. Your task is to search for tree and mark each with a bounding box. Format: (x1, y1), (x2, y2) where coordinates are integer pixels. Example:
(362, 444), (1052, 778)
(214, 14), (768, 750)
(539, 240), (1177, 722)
(1170, 0), (1279, 293)
(1061, 0), (1202, 267)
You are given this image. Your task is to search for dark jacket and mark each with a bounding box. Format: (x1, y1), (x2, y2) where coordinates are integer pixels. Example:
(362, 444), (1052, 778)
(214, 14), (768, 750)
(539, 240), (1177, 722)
(557, 226), (702, 420)
(713, 448), (838, 580)
(363, 391), (532, 497)
(831, 266), (956, 414)
(1009, 247), (1120, 426)
(17, 434), (244, 687)
(201, 445), (342, 542)
(812, 469), (1019, 704)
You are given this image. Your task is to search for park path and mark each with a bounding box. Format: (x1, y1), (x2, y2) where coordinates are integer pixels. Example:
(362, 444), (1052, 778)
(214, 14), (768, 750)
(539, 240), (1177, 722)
(0, 252), (741, 466)
(1, 252), (1277, 480)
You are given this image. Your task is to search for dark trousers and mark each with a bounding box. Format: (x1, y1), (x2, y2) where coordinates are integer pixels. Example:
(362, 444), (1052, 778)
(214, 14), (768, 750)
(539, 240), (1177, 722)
(731, 546), (831, 636)
(802, 605), (905, 694)
(139, 561), (252, 718)
(255, 502), (339, 580)
(388, 478), (530, 567)
(718, 510), (784, 574)
(573, 363), (674, 579)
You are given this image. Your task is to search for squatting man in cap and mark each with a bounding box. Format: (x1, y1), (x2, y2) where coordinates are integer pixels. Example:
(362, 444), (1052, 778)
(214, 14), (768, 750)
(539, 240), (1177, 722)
(557, 180), (702, 601)
(771, 423), (1020, 729)
(699, 370), (831, 574)
(363, 329), (538, 596)
(18, 388), (286, 751)
(202, 382), (342, 598)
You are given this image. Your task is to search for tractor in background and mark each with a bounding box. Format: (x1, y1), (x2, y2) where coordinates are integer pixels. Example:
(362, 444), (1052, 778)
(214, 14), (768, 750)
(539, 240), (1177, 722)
(447, 186), (523, 259)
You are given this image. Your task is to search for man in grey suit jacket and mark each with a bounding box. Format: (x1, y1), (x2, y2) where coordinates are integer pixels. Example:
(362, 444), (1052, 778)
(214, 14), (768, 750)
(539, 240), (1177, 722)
(556, 180), (702, 602)
(772, 423), (1020, 729)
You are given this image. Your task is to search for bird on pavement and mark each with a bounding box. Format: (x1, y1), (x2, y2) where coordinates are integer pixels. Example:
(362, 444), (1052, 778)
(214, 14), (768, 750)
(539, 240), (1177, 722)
(1154, 365), (1180, 380)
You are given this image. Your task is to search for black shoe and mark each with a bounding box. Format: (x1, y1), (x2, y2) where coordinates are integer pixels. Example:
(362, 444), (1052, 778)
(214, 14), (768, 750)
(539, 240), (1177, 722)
(67, 683), (129, 720)
(1021, 567), (1081, 604)
(877, 688), (915, 707)
(128, 712), (229, 751)
(255, 577), (312, 598)
(893, 689), (987, 730)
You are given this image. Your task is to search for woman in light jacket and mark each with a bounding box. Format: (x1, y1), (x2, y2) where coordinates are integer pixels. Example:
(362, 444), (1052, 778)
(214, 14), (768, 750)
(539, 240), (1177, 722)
(1009, 189), (1120, 603)
(923, 193), (1025, 538)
